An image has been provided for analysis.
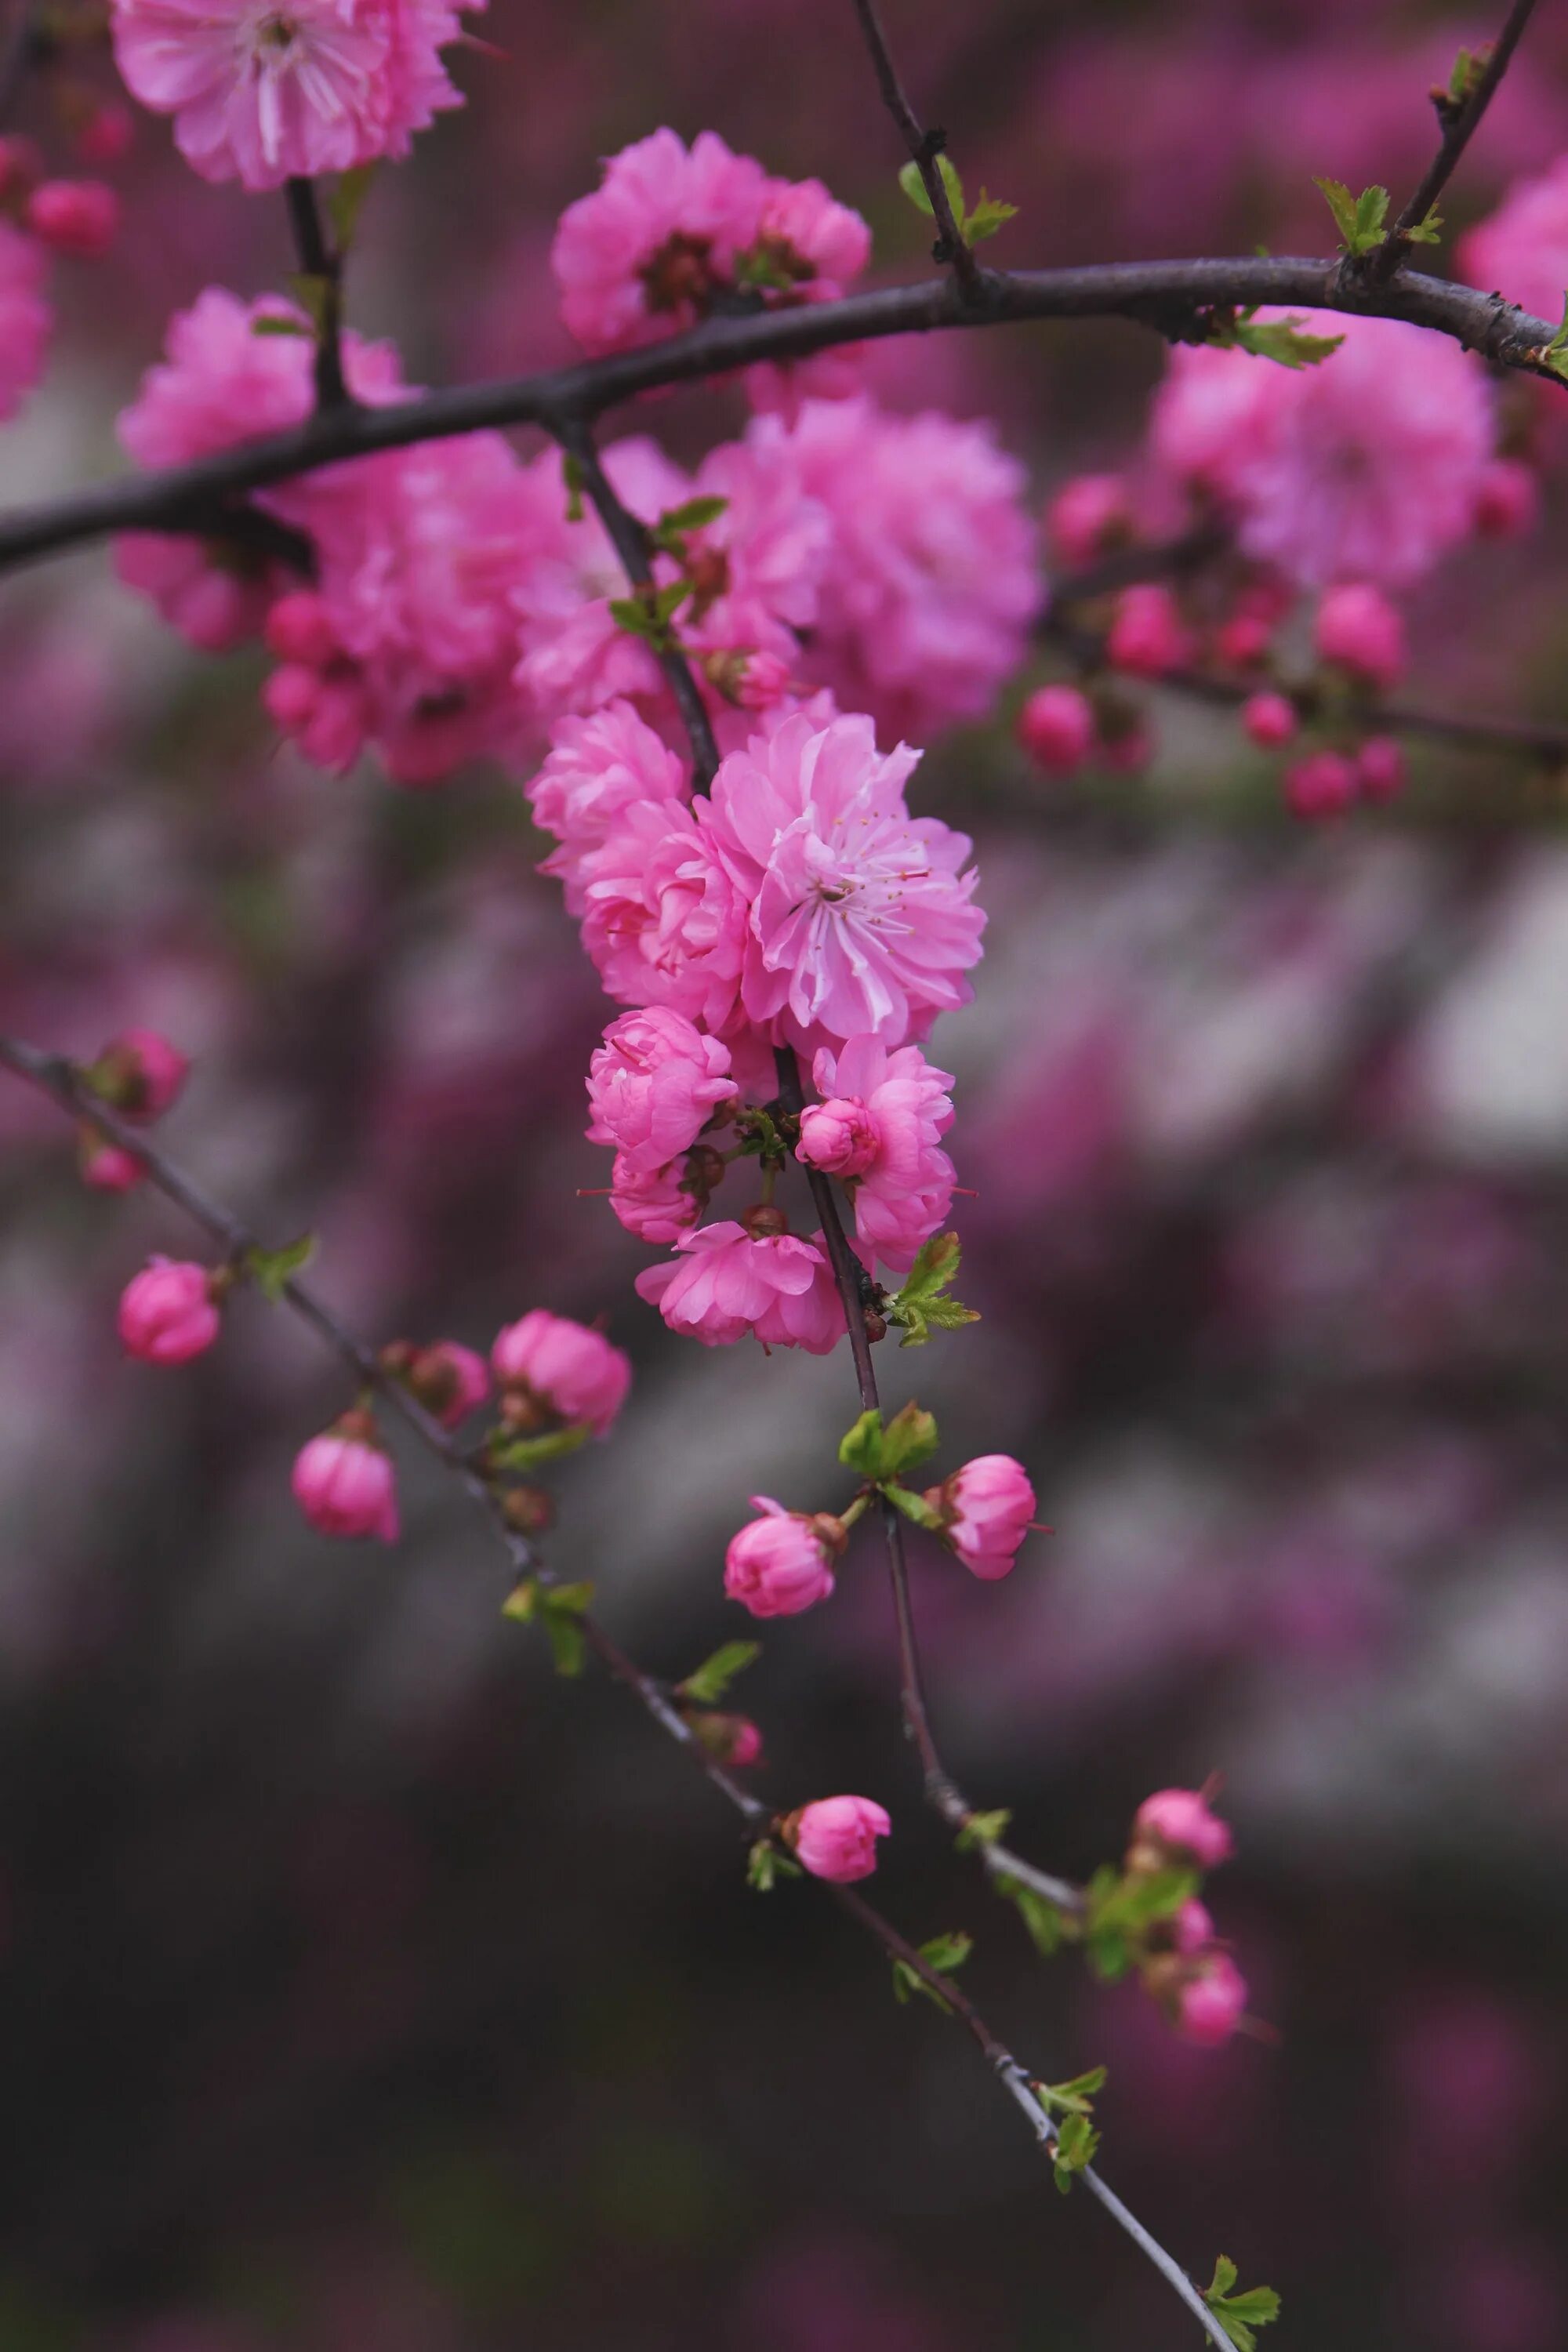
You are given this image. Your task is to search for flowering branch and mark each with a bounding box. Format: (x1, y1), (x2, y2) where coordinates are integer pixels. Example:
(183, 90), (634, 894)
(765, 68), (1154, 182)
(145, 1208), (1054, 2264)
(847, 0), (982, 299)
(1363, 0), (1541, 284)
(0, 1025), (1232, 2351)
(0, 255), (1561, 577)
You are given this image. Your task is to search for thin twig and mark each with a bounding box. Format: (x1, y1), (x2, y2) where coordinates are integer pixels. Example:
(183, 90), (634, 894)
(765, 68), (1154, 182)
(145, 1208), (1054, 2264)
(0, 255), (1560, 577)
(1364, 0), (1541, 283)
(285, 177), (351, 412)
(848, 0), (984, 301)
(0, 1028), (1225, 2348)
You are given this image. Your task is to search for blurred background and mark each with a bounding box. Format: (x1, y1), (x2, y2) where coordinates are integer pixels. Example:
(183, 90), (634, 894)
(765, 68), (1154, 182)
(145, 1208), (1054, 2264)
(2, 0), (1568, 2345)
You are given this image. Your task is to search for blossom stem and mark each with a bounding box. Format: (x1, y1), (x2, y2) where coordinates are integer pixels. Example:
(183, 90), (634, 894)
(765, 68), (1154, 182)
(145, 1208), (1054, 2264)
(846, 0), (984, 303)
(285, 175), (350, 412)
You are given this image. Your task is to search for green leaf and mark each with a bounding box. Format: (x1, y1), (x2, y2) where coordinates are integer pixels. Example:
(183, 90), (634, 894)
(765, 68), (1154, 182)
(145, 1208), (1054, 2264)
(955, 1807), (1011, 1853)
(747, 1837), (800, 1892)
(963, 190), (1017, 245)
(1090, 1865), (1199, 1936)
(543, 1580), (594, 1615)
(485, 1421), (591, 1474)
(1312, 176), (1388, 256)
(608, 581), (691, 646)
(677, 1639), (761, 1707)
(1447, 43), (1488, 107)
(885, 1232), (980, 1349)
(877, 1399), (939, 1477)
(891, 1929), (973, 2010)
(650, 494), (728, 551)
(539, 1606), (586, 1676)
(244, 1233), (316, 1301)
(501, 1577), (593, 1675)
(881, 1482), (945, 1531)
(898, 151), (964, 223)
(501, 1578), (539, 1622)
(838, 1407), (887, 1475)
(1051, 2110), (1101, 2194)
(251, 312), (310, 338)
(1035, 2066), (1107, 2118)
(562, 452), (585, 524)
(1203, 2259), (1282, 2352)
(1406, 203), (1443, 245)
(996, 1875), (1070, 1957)
(327, 162), (378, 251)
(1215, 310), (1344, 369)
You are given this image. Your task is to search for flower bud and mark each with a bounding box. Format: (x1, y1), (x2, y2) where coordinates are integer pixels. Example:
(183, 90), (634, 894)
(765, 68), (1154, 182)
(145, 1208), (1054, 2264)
(785, 1794), (891, 1882)
(1356, 735), (1406, 804)
(490, 1309), (631, 1436)
(90, 1028), (189, 1121)
(1283, 750), (1357, 821)
(1132, 1787), (1234, 1871)
(689, 1711), (764, 1768)
(797, 1096), (880, 1178)
(1472, 457), (1538, 541)
(1214, 612), (1274, 670)
(1241, 691), (1297, 750)
(74, 100), (135, 166)
(118, 1258), (221, 1365)
(292, 1415), (399, 1542)
(383, 1338), (489, 1428)
(1106, 585), (1190, 679)
(500, 1482), (554, 1535)
(264, 590), (339, 668)
(80, 1133), (144, 1191)
(24, 180), (120, 256)
(724, 1497), (838, 1618)
(1017, 684), (1096, 776)
(1046, 472), (1129, 568)
(1172, 1895), (1217, 1955)
(741, 1202), (790, 1238)
(1174, 1951), (1248, 2045)
(1313, 583), (1406, 691)
(927, 1454), (1036, 1581)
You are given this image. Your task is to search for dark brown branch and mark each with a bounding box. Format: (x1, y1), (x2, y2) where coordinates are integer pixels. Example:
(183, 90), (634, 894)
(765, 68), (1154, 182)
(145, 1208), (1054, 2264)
(0, 1027), (1221, 2349)
(1364, 0), (1541, 284)
(0, 255), (1560, 579)
(848, 0), (985, 301)
(285, 176), (351, 412)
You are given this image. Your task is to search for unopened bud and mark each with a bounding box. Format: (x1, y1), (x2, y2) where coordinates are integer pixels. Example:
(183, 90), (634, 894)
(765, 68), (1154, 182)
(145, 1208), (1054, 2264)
(742, 1202), (790, 1238)
(501, 1483), (554, 1534)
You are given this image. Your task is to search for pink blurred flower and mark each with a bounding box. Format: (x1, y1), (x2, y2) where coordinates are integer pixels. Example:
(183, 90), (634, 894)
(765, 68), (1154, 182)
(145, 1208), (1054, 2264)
(1314, 582), (1406, 688)
(1242, 691), (1297, 750)
(1175, 1952), (1248, 2045)
(24, 180), (119, 256)
(490, 1309), (630, 1435)
(635, 1219), (838, 1351)
(75, 99), (135, 165)
(1106, 583), (1190, 677)
(292, 1422), (399, 1542)
(586, 1006), (736, 1175)
(118, 1258), (221, 1364)
(92, 1028), (189, 1120)
(1018, 684), (1096, 775)
(801, 1036), (955, 1272)
(934, 1453), (1035, 1580)
(0, 217), (49, 420)
(724, 1497), (839, 1617)
(81, 1138), (146, 1192)
(1172, 1896), (1216, 1955)
(1134, 1787), (1234, 1869)
(1461, 156), (1568, 327)
(790, 1794), (891, 1882)
(1473, 456), (1539, 539)
(702, 711), (984, 1055)
(1356, 735), (1406, 803)
(1047, 472), (1130, 568)
(1284, 749), (1358, 820)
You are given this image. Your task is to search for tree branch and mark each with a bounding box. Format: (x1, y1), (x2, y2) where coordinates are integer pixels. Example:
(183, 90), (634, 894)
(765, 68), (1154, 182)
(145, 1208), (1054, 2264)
(847, 0), (985, 301)
(1364, 0), (1541, 284)
(0, 1026), (1225, 2349)
(285, 176), (351, 412)
(0, 255), (1559, 578)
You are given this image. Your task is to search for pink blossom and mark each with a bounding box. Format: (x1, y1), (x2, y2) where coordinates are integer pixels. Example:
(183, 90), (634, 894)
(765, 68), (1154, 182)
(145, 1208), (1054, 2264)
(75, 100), (135, 165)
(111, 0), (475, 191)
(586, 1007), (736, 1174)
(701, 711), (984, 1054)
(724, 1496), (839, 1617)
(1172, 1896), (1216, 1956)
(1175, 1952), (1249, 2045)
(1284, 750), (1358, 821)
(1473, 457), (1539, 539)
(782, 397), (1040, 739)
(1152, 311), (1494, 587)
(91, 1028), (189, 1120)
(118, 1258), (220, 1364)
(1106, 583), (1190, 678)
(510, 441), (684, 725)
(24, 180), (119, 256)
(676, 419), (831, 665)
(579, 796), (749, 1034)
(1461, 156), (1568, 329)
(635, 1219), (838, 1351)
(1047, 472), (1130, 568)
(607, 1153), (702, 1244)
(292, 1425), (399, 1542)
(1018, 684), (1095, 775)
(935, 1453), (1035, 1580)
(1134, 1787), (1234, 1869)
(1242, 691), (1297, 750)
(0, 217), (49, 421)
(790, 1794), (891, 1883)
(1313, 583), (1406, 689)
(490, 1309), (630, 1435)
(1356, 735), (1406, 803)
(802, 1036), (955, 1272)
(81, 1138), (145, 1192)
(526, 700), (691, 913)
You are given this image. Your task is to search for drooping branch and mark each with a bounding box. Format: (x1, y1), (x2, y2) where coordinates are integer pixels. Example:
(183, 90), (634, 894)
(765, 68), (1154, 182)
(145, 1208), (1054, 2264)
(1364, 0), (1541, 283)
(0, 1027), (1226, 2350)
(0, 255), (1559, 578)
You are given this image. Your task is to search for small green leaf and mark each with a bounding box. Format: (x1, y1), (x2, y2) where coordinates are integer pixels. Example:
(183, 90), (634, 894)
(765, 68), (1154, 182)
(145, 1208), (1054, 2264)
(885, 1232), (979, 1349)
(486, 1421), (591, 1475)
(1210, 307), (1344, 369)
(881, 1482), (945, 1531)
(501, 1578), (593, 1674)
(892, 1929), (972, 2010)
(608, 581), (691, 646)
(877, 1399), (939, 1477)
(327, 162), (378, 251)
(1406, 203), (1443, 245)
(1051, 2109), (1101, 2194)
(562, 452), (585, 524)
(1313, 176), (1388, 256)
(1035, 2066), (1107, 2117)
(251, 312), (310, 338)
(244, 1234), (316, 1301)
(898, 151), (964, 223)
(650, 494), (728, 551)
(677, 1639), (761, 1707)
(539, 1606), (586, 1676)
(543, 1580), (594, 1615)
(1090, 1865), (1199, 1936)
(747, 1837), (800, 1891)
(963, 190), (1017, 245)
(502, 1578), (539, 1622)
(996, 1875), (1070, 1957)
(1204, 2259), (1282, 2352)
(839, 1407), (887, 1476)
(1447, 42), (1488, 107)
(955, 1807), (1011, 1853)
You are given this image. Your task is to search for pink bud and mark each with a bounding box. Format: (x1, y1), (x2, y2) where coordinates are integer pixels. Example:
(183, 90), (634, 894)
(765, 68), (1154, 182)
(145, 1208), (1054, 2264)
(1175, 1952), (1248, 2045)
(387, 1339), (489, 1428)
(1472, 457), (1538, 541)
(935, 1454), (1036, 1581)
(118, 1258), (221, 1365)
(789, 1794), (891, 1883)
(1106, 585), (1189, 679)
(1214, 612), (1274, 670)
(491, 1309), (631, 1436)
(1242, 691), (1297, 750)
(732, 648), (792, 710)
(262, 662), (324, 732)
(796, 1095), (880, 1179)
(74, 100), (135, 166)
(1172, 1896), (1216, 1955)
(1313, 583), (1406, 691)
(724, 1497), (839, 1618)
(1283, 750), (1357, 821)
(93, 1027), (189, 1120)
(24, 180), (120, 257)
(264, 591), (339, 668)
(1356, 735), (1406, 803)
(690, 1711), (764, 1768)
(80, 1136), (144, 1192)
(292, 1421), (399, 1542)
(1017, 684), (1096, 776)
(1134, 1787), (1234, 1869)
(1046, 473), (1129, 568)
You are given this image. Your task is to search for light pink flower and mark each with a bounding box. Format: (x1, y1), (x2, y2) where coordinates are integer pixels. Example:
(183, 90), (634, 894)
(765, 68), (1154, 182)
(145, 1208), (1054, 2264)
(111, 0), (475, 191)
(1175, 1952), (1248, 2045)
(790, 1794), (891, 1883)
(635, 1219), (837, 1351)
(24, 180), (119, 256)
(490, 1309), (630, 1435)
(1018, 684), (1095, 775)
(579, 797), (749, 1033)
(782, 396), (1040, 739)
(935, 1453), (1035, 1580)
(1152, 311), (1495, 587)
(701, 711), (984, 1055)
(292, 1425), (400, 1542)
(607, 1153), (702, 1244)
(1313, 582), (1406, 689)
(802, 1036), (955, 1272)
(724, 1496), (838, 1617)
(526, 699), (691, 912)
(1461, 156), (1568, 328)
(0, 217), (50, 421)
(1134, 1787), (1234, 1870)
(586, 1007), (736, 1176)
(118, 1257), (220, 1364)
(751, 1233), (847, 1354)
(92, 1027), (189, 1120)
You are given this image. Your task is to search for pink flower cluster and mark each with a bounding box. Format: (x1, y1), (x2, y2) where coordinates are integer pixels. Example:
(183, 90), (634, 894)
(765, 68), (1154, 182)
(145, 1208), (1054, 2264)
(1129, 1787), (1249, 2045)
(79, 1026), (190, 1192)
